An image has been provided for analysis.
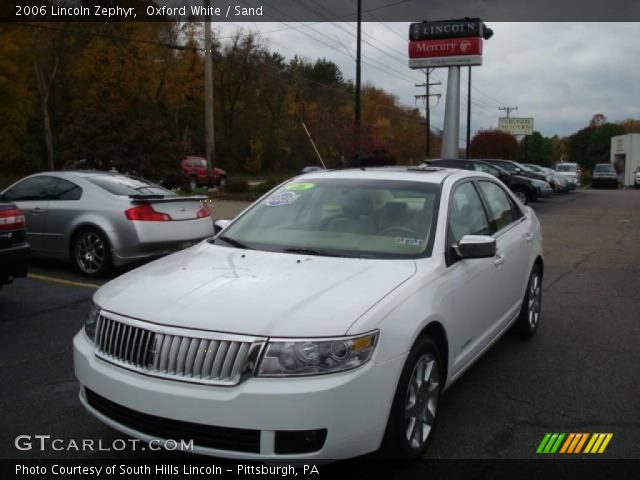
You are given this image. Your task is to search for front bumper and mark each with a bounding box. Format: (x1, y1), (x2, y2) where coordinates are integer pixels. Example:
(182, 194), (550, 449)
(592, 177), (618, 188)
(0, 242), (30, 285)
(73, 331), (404, 460)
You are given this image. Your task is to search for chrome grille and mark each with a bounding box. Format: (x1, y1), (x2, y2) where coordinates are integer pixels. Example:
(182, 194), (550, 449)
(94, 314), (265, 386)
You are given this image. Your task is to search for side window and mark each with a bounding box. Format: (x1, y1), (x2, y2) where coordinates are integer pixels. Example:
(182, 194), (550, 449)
(3, 176), (58, 201)
(51, 178), (82, 201)
(473, 163), (499, 178)
(448, 182), (491, 244)
(478, 181), (517, 231)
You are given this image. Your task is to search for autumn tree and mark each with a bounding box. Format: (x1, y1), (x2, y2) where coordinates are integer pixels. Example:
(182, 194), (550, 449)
(469, 129), (519, 160)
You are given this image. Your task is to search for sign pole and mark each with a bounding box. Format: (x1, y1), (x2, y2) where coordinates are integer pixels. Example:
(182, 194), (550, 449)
(442, 66), (461, 159)
(466, 66), (472, 158)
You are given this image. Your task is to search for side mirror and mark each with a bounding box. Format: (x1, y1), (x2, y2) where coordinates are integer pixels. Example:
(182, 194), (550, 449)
(514, 167), (522, 174)
(214, 219), (231, 234)
(453, 235), (496, 259)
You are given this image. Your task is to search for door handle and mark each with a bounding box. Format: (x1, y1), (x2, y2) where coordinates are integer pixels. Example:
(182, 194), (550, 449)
(525, 232), (534, 243)
(30, 207), (43, 215)
(494, 253), (505, 266)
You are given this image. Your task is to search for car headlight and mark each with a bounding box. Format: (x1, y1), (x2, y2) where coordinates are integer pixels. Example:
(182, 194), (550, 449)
(257, 331), (378, 377)
(85, 302), (100, 342)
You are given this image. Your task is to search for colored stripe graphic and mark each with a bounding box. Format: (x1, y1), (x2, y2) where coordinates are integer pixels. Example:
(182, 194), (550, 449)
(537, 433), (613, 454)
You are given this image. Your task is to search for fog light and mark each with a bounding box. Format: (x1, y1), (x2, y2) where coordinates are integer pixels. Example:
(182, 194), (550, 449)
(274, 429), (327, 454)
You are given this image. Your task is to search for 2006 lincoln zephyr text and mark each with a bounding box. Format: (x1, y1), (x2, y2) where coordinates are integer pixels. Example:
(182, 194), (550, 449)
(73, 166), (543, 460)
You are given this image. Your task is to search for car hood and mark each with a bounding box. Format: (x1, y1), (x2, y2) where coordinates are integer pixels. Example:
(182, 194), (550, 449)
(94, 243), (417, 337)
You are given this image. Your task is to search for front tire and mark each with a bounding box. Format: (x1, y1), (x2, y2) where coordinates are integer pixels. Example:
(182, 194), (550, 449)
(72, 228), (112, 278)
(379, 336), (442, 459)
(513, 265), (542, 339)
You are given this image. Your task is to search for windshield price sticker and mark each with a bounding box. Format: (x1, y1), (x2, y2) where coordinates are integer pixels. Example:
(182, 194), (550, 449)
(264, 191), (299, 207)
(284, 182), (316, 191)
(395, 237), (424, 247)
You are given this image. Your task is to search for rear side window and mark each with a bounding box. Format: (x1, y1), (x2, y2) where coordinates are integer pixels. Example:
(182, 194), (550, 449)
(472, 162), (500, 177)
(86, 175), (172, 196)
(477, 181), (517, 231)
(51, 178), (82, 200)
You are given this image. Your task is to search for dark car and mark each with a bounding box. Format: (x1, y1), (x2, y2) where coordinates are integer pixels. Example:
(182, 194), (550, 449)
(591, 163), (618, 189)
(0, 203), (30, 288)
(299, 166), (324, 175)
(426, 158), (539, 205)
(179, 156), (227, 190)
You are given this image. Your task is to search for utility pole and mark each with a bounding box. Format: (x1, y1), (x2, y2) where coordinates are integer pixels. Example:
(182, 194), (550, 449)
(354, 0), (362, 159)
(204, 1), (215, 187)
(441, 66), (461, 159)
(498, 105), (518, 118)
(415, 69), (441, 159)
(466, 66), (472, 159)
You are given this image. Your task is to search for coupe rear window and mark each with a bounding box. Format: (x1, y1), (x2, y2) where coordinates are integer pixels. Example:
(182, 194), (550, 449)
(86, 175), (172, 196)
(556, 164), (577, 172)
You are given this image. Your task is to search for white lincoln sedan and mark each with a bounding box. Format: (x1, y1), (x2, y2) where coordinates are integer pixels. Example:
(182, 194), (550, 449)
(73, 167), (543, 460)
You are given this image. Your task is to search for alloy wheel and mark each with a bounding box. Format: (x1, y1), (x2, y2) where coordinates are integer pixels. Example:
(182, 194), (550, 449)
(75, 232), (105, 275)
(404, 353), (440, 450)
(528, 272), (542, 328)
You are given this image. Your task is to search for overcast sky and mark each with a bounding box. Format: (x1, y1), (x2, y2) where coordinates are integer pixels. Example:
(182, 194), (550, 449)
(215, 22), (640, 144)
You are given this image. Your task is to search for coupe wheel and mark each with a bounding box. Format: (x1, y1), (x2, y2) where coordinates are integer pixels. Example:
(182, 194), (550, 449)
(379, 336), (442, 458)
(72, 229), (111, 277)
(514, 264), (542, 338)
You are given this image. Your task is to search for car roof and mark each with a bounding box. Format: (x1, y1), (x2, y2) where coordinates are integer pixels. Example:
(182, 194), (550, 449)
(298, 166), (482, 185)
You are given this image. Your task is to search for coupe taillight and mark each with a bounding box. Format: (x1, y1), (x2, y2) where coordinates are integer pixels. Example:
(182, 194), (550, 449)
(0, 207), (26, 231)
(196, 206), (210, 218)
(125, 204), (172, 221)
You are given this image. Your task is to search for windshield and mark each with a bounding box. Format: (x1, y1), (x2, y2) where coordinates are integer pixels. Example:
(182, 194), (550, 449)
(212, 178), (441, 259)
(556, 164), (577, 172)
(86, 175), (173, 196)
(594, 164), (615, 173)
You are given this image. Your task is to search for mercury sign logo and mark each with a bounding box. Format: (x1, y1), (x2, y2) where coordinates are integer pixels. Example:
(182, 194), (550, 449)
(459, 40), (471, 53)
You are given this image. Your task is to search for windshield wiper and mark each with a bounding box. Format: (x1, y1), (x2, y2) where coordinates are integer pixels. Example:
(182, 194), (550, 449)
(282, 248), (347, 258)
(217, 235), (252, 250)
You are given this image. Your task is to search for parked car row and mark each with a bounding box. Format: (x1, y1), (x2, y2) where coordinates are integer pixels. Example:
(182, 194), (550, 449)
(425, 158), (565, 205)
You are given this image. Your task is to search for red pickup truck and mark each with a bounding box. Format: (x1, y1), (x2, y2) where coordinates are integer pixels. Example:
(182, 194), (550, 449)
(179, 156), (227, 189)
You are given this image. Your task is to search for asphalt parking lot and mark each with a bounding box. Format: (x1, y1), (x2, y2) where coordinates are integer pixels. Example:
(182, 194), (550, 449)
(1, 190), (639, 459)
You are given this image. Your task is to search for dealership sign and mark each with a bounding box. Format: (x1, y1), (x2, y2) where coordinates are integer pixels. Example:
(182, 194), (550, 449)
(409, 20), (486, 41)
(409, 55), (482, 69)
(409, 37), (483, 58)
(408, 19), (491, 70)
(499, 117), (535, 136)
